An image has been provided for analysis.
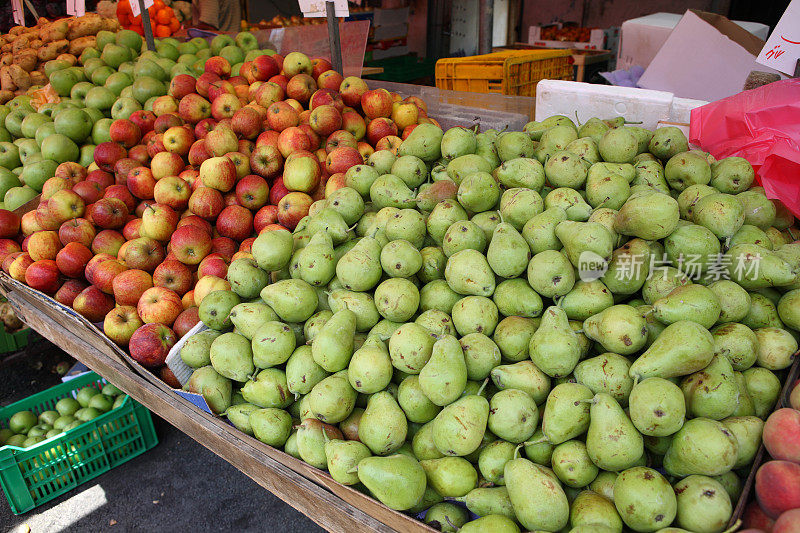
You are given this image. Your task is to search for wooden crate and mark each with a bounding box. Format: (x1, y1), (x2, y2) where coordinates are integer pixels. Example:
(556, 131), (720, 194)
(0, 275), (433, 533)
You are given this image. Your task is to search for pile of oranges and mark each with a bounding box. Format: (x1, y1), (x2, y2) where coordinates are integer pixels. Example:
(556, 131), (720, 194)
(117, 0), (181, 38)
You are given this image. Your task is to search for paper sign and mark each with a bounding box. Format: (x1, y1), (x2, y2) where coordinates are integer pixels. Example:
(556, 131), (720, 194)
(66, 0), (86, 17)
(298, 0), (349, 18)
(11, 0), (24, 25)
(129, 0), (154, 18)
(757, 0), (800, 75)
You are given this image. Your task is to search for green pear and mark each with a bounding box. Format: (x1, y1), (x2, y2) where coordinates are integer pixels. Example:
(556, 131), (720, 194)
(229, 302), (278, 340)
(357, 454), (427, 510)
(432, 394), (489, 456)
(721, 415), (763, 470)
(312, 309), (356, 372)
(583, 304), (648, 355)
(294, 231), (336, 286)
(447, 154), (492, 184)
(743, 367), (782, 419)
(346, 164), (380, 197)
(180, 330), (220, 368)
(527, 250), (576, 298)
(488, 389), (538, 443)
(570, 490), (623, 532)
(629, 321), (715, 380)
(210, 332), (254, 382)
(240, 368), (292, 409)
(708, 280), (751, 324)
(442, 220), (487, 257)
(398, 123), (443, 162)
(555, 220), (615, 267)
(552, 440), (598, 488)
(490, 360), (551, 404)
(444, 249), (496, 296)
(493, 278), (544, 318)
(492, 316), (539, 362)
(424, 502), (469, 532)
(663, 418), (739, 477)
(388, 323), (436, 374)
(499, 187), (544, 230)
(487, 222), (530, 278)
(629, 377), (685, 436)
(251, 228), (293, 271)
(497, 131), (536, 161)
(529, 306), (581, 378)
(574, 352), (634, 405)
(380, 239), (422, 278)
(451, 296), (498, 336)
(427, 199), (468, 245)
(754, 327), (798, 370)
(460, 515), (520, 533)
(642, 266), (691, 305)
(397, 375), (441, 424)
(420, 456), (477, 497)
(633, 160), (670, 193)
(296, 418), (343, 469)
(307, 370), (357, 424)
(335, 236), (382, 292)
(225, 403), (259, 435)
(586, 393), (643, 471)
(285, 345), (329, 395)
(678, 184), (717, 219)
(260, 279), (317, 323)
(614, 189), (680, 240)
(392, 154), (429, 187)
(478, 440), (516, 485)
(653, 285), (722, 329)
(692, 192), (746, 239)
(681, 355), (738, 420)
(544, 187), (593, 221)
(664, 151), (712, 191)
(412, 420), (445, 460)
(504, 457), (569, 531)
(560, 280), (614, 321)
(325, 439), (371, 485)
(455, 486), (516, 521)
(601, 239), (652, 295)
(327, 289), (380, 332)
(252, 321), (296, 369)
(726, 243), (796, 290)
(348, 336), (392, 393)
(731, 372), (756, 417)
(589, 471), (618, 501)
(249, 408), (292, 447)
(359, 391), (408, 455)
(541, 383), (593, 444)
(184, 366), (232, 414)
(729, 224), (773, 249)
(612, 467), (677, 532)
(198, 290), (240, 330)
(673, 475), (732, 533)
(522, 206), (567, 253)
(419, 335), (468, 406)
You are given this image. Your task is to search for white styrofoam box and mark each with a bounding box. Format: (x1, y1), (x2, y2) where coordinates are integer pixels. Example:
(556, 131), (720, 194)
(618, 12), (769, 70)
(165, 320), (208, 387)
(534, 79), (707, 130)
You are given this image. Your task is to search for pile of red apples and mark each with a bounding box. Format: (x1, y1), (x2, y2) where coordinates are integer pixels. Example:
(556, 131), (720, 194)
(0, 50), (434, 384)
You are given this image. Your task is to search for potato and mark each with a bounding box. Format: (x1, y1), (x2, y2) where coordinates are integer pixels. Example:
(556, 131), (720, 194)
(101, 18), (120, 32)
(37, 40), (68, 62)
(40, 20), (69, 43)
(57, 53), (77, 65)
(0, 54), (11, 67)
(13, 50), (37, 72)
(29, 39), (43, 50)
(29, 71), (47, 86)
(8, 65), (31, 90)
(0, 44), (11, 54)
(0, 90), (13, 104)
(11, 36), (30, 54)
(67, 14), (103, 40)
(9, 27), (26, 36)
(68, 36), (96, 57)
(0, 67), (15, 92)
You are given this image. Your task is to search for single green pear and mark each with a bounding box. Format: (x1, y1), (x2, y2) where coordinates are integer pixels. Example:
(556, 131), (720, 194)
(601, 239), (652, 295)
(420, 456), (477, 497)
(325, 439), (371, 485)
(586, 393), (644, 471)
(505, 457), (570, 532)
(455, 486), (516, 521)
(488, 389), (539, 443)
(681, 355), (739, 420)
(459, 515), (520, 533)
(555, 220), (615, 267)
(424, 502), (469, 532)
(614, 189), (680, 240)
(419, 335), (468, 406)
(613, 467), (677, 532)
(629, 321), (715, 380)
(570, 490), (623, 532)
(725, 243), (796, 290)
(743, 367), (782, 419)
(311, 309), (356, 372)
(574, 353), (634, 405)
(432, 394), (489, 456)
(251, 228), (293, 271)
(551, 440), (599, 488)
(229, 303), (278, 341)
(358, 391), (408, 455)
(487, 222), (530, 278)
(492, 316), (539, 363)
(529, 306), (581, 378)
(249, 408), (292, 447)
(252, 321), (296, 369)
(478, 440), (516, 485)
(444, 249), (496, 296)
(629, 377), (685, 436)
(241, 368), (292, 409)
(398, 123), (443, 162)
(560, 280), (614, 321)
(348, 336), (392, 394)
(662, 418), (739, 477)
(583, 304), (648, 355)
(541, 383), (593, 445)
(527, 250), (576, 298)
(522, 206), (567, 253)
(286, 345), (329, 395)
(673, 475), (732, 533)
(653, 285), (722, 329)
(490, 360), (551, 405)
(356, 454), (427, 510)
(296, 419), (343, 469)
(335, 235), (383, 292)
(260, 279), (318, 323)
(307, 370), (357, 424)
(294, 231), (336, 287)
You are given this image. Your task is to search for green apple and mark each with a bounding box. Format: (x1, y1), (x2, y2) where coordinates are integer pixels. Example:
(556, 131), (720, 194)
(17, 139), (40, 164)
(70, 81), (94, 104)
(0, 105), (9, 123)
(23, 153), (43, 166)
(20, 159), (57, 192)
(132, 77), (165, 104)
(105, 72), (133, 96)
(211, 34), (235, 55)
(116, 29), (143, 51)
(118, 62), (135, 76)
(20, 113), (51, 139)
(82, 58), (105, 79)
(144, 96), (159, 112)
(96, 30), (116, 50)
(101, 43), (132, 69)
(80, 47), (101, 64)
(5, 185), (37, 210)
(85, 86), (116, 111)
(52, 100), (79, 115)
(44, 59), (71, 78)
(37, 103), (55, 117)
(92, 117), (113, 144)
(4, 110), (26, 138)
(190, 37), (209, 50)
(79, 144), (95, 168)
(83, 106), (104, 124)
(170, 63), (194, 78)
(177, 41), (198, 56)
(91, 65), (115, 86)
(110, 97), (142, 120)
(9, 96), (34, 113)
(120, 86), (134, 99)
(231, 63), (242, 76)
(134, 59), (168, 82)
(0, 142), (20, 170)
(155, 57), (176, 74)
(54, 108), (93, 143)
(245, 49), (270, 62)
(178, 54), (197, 65)
(68, 67), (87, 83)
(139, 50), (159, 62)
(0, 128), (10, 143)
(35, 121), (56, 148)
(156, 43), (179, 62)
(0, 167), (21, 198)
(220, 45), (245, 66)
(41, 134), (79, 164)
(192, 59), (205, 73)
(196, 48), (212, 62)
(235, 31), (259, 52)
(50, 68), (79, 97)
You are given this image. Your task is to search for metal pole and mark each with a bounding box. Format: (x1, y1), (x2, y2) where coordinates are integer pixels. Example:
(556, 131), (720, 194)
(139, 0), (156, 51)
(326, 1), (343, 75)
(478, 0), (494, 54)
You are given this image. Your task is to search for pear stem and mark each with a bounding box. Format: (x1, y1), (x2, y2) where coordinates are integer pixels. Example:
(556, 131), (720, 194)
(513, 443), (523, 460)
(477, 378), (489, 396)
(721, 520), (741, 533)
(574, 110), (582, 127)
(522, 436), (549, 446)
(346, 467), (358, 474)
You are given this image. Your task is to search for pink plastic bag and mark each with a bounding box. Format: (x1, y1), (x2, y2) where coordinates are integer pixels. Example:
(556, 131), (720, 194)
(689, 78), (800, 217)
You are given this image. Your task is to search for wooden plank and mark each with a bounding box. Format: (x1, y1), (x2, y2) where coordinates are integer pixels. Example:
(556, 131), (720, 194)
(0, 276), (435, 533)
(361, 67), (385, 75)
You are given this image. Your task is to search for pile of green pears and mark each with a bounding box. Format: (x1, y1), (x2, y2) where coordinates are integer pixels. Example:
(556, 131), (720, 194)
(180, 116), (800, 533)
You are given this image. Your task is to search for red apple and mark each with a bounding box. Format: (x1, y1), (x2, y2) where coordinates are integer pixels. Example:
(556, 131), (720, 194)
(188, 187), (225, 220)
(129, 323), (177, 367)
(254, 205), (279, 233)
(317, 70), (344, 92)
(109, 119), (142, 148)
(170, 224), (212, 265)
(91, 229), (125, 256)
(178, 94), (212, 124)
(340, 76), (368, 107)
(94, 142), (128, 172)
(104, 184), (137, 212)
(126, 166), (157, 200)
(128, 144), (150, 165)
(266, 101), (300, 132)
(269, 74), (288, 91)
(0, 209), (21, 238)
(71, 182), (103, 205)
(358, 142), (375, 159)
(195, 117), (217, 139)
(205, 56), (231, 78)
(138, 286), (183, 326)
(253, 55), (279, 81)
(35, 200), (61, 230)
(285, 73), (317, 104)
(197, 253), (229, 279)
(366, 117), (399, 145)
(162, 126), (195, 156)
(84, 253), (115, 283)
(256, 129), (280, 148)
(24, 259), (61, 294)
(92, 259), (127, 294)
(196, 72), (221, 97)
(211, 93), (242, 121)
(140, 204), (179, 242)
(123, 237), (165, 272)
(173, 306), (200, 338)
(375, 135), (402, 153)
(277, 127), (312, 158)
(54, 161), (87, 183)
(216, 205), (254, 242)
(20, 212), (42, 236)
(152, 95), (179, 117)
(255, 81), (285, 108)
(342, 111), (367, 141)
(122, 218), (142, 241)
(199, 156), (237, 192)
(309, 105), (343, 137)
(234, 175), (269, 210)
(0, 239), (21, 264)
(54, 279), (88, 307)
(103, 305), (144, 346)
(112, 269), (154, 306)
(27, 231), (62, 261)
(60, 218), (98, 249)
(309, 88), (344, 111)
(114, 157), (141, 185)
(89, 198), (129, 230)
(86, 169), (115, 189)
(8, 252), (33, 281)
(205, 127), (239, 158)
(169, 74), (197, 100)
(72, 285), (115, 322)
(277, 192), (313, 230)
(151, 151), (185, 180)
(188, 139), (212, 167)
(249, 144), (283, 179)
(130, 110), (157, 134)
(152, 259), (193, 296)
(154, 176), (192, 210)
(326, 146), (363, 175)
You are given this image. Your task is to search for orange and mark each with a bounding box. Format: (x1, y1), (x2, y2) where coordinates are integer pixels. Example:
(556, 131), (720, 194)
(168, 17), (180, 32)
(132, 14), (142, 24)
(153, 0), (166, 10)
(156, 8), (171, 24)
(155, 24), (171, 38)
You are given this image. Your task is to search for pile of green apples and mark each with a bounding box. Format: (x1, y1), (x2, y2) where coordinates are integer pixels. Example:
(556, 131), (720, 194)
(0, 30), (271, 211)
(175, 115), (800, 532)
(1, 383), (127, 448)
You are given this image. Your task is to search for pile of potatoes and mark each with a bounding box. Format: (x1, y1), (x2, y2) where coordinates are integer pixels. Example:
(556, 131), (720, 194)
(0, 14), (120, 101)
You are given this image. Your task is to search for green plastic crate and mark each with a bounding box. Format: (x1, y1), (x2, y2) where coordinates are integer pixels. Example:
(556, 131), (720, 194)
(364, 54), (436, 83)
(0, 328), (31, 354)
(0, 372), (158, 514)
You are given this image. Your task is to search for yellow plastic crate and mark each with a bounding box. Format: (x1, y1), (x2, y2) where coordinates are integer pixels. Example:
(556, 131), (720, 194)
(435, 49), (573, 97)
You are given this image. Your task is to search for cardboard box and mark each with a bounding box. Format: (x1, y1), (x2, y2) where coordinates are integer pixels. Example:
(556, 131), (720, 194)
(527, 23), (608, 50)
(618, 12), (770, 70)
(637, 10), (779, 102)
